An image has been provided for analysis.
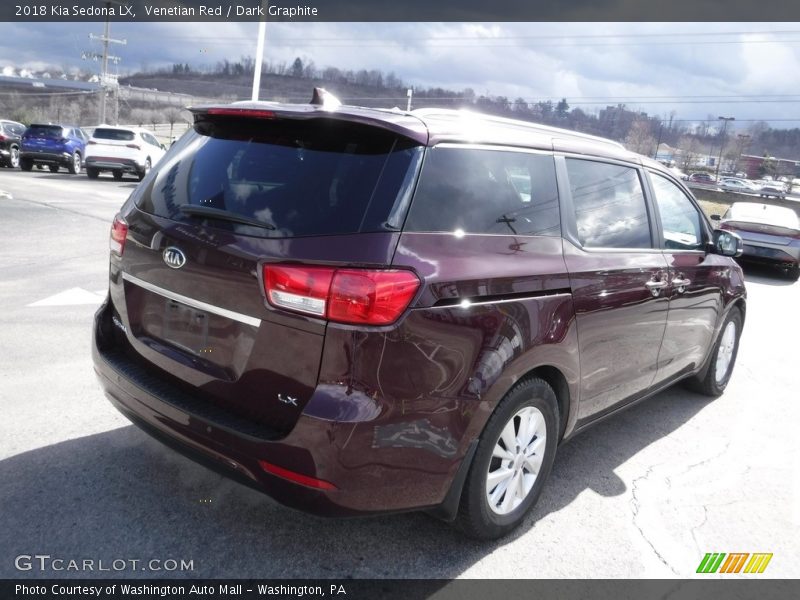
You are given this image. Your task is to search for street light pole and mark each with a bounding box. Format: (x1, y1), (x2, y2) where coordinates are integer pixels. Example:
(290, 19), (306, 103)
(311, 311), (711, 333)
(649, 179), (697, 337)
(715, 116), (735, 181)
(251, 1), (269, 101)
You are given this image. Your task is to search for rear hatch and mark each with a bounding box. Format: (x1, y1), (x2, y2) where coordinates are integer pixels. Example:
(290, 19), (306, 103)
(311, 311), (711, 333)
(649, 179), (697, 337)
(22, 124), (65, 153)
(110, 108), (425, 434)
(86, 127), (140, 161)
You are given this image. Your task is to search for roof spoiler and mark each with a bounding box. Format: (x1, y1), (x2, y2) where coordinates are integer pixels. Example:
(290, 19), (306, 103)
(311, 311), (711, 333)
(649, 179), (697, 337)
(309, 87), (342, 110)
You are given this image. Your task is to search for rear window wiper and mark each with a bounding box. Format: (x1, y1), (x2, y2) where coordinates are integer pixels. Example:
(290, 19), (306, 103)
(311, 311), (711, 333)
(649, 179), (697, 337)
(178, 205), (276, 230)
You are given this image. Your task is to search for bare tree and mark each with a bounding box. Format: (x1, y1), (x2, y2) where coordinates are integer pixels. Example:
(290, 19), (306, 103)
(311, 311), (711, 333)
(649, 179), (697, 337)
(625, 120), (657, 156)
(677, 136), (703, 171)
(164, 107), (189, 140)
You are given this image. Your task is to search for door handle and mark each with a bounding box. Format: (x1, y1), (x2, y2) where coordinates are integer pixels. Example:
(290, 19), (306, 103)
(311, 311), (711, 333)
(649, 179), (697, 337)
(645, 279), (667, 297)
(672, 277), (691, 293)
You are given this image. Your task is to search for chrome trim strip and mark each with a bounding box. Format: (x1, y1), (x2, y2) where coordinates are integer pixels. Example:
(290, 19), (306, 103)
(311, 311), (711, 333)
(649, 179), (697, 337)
(122, 273), (261, 328)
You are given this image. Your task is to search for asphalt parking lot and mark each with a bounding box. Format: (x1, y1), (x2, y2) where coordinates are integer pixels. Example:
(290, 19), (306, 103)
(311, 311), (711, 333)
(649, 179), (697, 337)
(0, 168), (798, 579)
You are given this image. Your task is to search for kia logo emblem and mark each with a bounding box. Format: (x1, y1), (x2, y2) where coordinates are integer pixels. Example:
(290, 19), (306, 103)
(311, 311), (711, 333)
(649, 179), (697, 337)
(163, 247), (187, 269)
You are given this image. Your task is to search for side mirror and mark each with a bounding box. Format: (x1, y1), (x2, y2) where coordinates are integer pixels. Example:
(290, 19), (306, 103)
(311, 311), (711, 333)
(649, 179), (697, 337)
(712, 229), (743, 257)
(710, 214), (721, 221)
(160, 144), (166, 150)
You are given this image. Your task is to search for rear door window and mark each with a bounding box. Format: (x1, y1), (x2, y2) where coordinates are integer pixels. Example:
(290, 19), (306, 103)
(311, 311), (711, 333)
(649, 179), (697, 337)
(404, 146), (561, 236)
(565, 159), (652, 249)
(136, 119), (423, 238)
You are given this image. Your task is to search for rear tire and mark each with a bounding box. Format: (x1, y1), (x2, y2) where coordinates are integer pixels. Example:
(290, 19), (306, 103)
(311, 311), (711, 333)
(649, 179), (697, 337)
(686, 307), (743, 397)
(19, 158), (33, 171)
(8, 145), (19, 168)
(87, 167), (99, 179)
(786, 265), (800, 282)
(137, 157), (151, 181)
(454, 377), (559, 540)
(112, 170), (123, 181)
(48, 165), (59, 173)
(68, 151), (81, 175)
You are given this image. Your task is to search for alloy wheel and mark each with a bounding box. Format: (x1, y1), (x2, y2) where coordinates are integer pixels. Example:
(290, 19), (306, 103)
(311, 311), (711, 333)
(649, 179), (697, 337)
(486, 406), (546, 515)
(715, 321), (737, 384)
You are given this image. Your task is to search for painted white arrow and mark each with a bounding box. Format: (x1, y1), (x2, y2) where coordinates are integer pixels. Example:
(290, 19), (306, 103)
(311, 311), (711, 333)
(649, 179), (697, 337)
(28, 287), (106, 307)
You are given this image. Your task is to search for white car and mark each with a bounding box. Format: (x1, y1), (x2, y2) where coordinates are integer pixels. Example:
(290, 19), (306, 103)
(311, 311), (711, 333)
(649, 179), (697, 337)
(85, 125), (166, 181)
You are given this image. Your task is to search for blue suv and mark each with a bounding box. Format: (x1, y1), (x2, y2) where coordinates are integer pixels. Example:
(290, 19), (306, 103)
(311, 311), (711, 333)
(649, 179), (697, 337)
(20, 124), (88, 174)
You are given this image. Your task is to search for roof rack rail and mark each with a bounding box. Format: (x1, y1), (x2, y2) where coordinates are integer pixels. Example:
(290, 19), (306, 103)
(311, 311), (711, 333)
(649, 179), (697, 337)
(411, 107), (625, 149)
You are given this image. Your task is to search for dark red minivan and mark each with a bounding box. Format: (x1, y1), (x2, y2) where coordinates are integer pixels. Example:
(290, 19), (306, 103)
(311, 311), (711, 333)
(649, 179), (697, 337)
(92, 94), (747, 538)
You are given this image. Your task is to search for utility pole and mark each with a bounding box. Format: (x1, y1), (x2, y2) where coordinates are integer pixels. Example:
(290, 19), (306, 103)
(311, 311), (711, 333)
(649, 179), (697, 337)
(715, 116), (735, 181)
(85, 1), (127, 124)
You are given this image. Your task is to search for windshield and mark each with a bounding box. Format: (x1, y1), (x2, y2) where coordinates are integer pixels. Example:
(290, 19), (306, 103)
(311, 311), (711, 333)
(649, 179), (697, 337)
(93, 128), (136, 141)
(26, 125), (63, 138)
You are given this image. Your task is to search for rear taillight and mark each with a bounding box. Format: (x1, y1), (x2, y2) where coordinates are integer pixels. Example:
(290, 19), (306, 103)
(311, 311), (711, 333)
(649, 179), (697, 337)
(109, 215), (128, 256)
(0, 134), (5, 141)
(125, 143), (141, 150)
(264, 265), (420, 326)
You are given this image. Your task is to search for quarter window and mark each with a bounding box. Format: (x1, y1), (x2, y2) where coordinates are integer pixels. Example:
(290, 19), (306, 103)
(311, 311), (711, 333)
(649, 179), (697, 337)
(405, 146), (560, 236)
(566, 159), (652, 249)
(649, 173), (705, 251)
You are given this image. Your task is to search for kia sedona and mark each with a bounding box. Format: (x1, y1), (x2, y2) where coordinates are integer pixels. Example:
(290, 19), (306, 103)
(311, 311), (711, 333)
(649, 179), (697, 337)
(85, 125), (167, 181)
(92, 91), (747, 539)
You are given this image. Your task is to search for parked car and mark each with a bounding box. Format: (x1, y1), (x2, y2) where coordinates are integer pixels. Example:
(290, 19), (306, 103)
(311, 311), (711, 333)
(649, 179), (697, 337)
(719, 177), (758, 193)
(85, 125), (167, 181)
(19, 123), (88, 174)
(758, 182), (787, 199)
(686, 172), (716, 184)
(0, 119), (26, 168)
(713, 202), (800, 280)
(92, 94), (747, 539)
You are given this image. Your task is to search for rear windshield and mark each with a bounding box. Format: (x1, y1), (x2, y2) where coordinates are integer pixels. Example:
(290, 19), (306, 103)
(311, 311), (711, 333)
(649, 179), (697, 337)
(93, 128), (135, 141)
(27, 125), (63, 138)
(136, 118), (422, 238)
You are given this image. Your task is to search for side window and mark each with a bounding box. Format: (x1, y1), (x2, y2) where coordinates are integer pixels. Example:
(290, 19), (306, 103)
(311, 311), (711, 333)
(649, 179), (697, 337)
(405, 146), (560, 236)
(144, 133), (159, 147)
(649, 173), (705, 251)
(566, 158), (652, 249)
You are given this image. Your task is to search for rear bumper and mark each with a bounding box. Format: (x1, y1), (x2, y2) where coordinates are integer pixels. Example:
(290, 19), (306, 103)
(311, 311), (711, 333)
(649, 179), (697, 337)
(86, 156), (141, 172)
(740, 243), (799, 267)
(20, 150), (72, 165)
(91, 297), (464, 517)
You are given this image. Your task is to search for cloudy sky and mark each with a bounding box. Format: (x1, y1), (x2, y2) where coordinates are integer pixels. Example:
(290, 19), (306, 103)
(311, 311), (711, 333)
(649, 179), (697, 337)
(1, 21), (799, 129)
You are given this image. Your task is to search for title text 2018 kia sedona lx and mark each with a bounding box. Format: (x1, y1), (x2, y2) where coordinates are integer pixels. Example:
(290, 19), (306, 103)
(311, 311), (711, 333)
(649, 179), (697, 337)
(92, 92), (746, 539)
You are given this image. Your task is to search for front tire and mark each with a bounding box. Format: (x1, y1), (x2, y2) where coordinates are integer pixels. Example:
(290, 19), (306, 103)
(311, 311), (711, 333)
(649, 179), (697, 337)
(20, 158), (33, 171)
(686, 307), (743, 397)
(48, 164), (59, 173)
(112, 170), (123, 181)
(786, 265), (800, 282)
(86, 167), (99, 179)
(454, 377), (559, 540)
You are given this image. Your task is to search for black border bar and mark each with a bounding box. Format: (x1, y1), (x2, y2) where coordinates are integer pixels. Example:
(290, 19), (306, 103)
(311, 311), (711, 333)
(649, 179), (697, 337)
(3, 579), (799, 600)
(5, 0), (800, 22)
